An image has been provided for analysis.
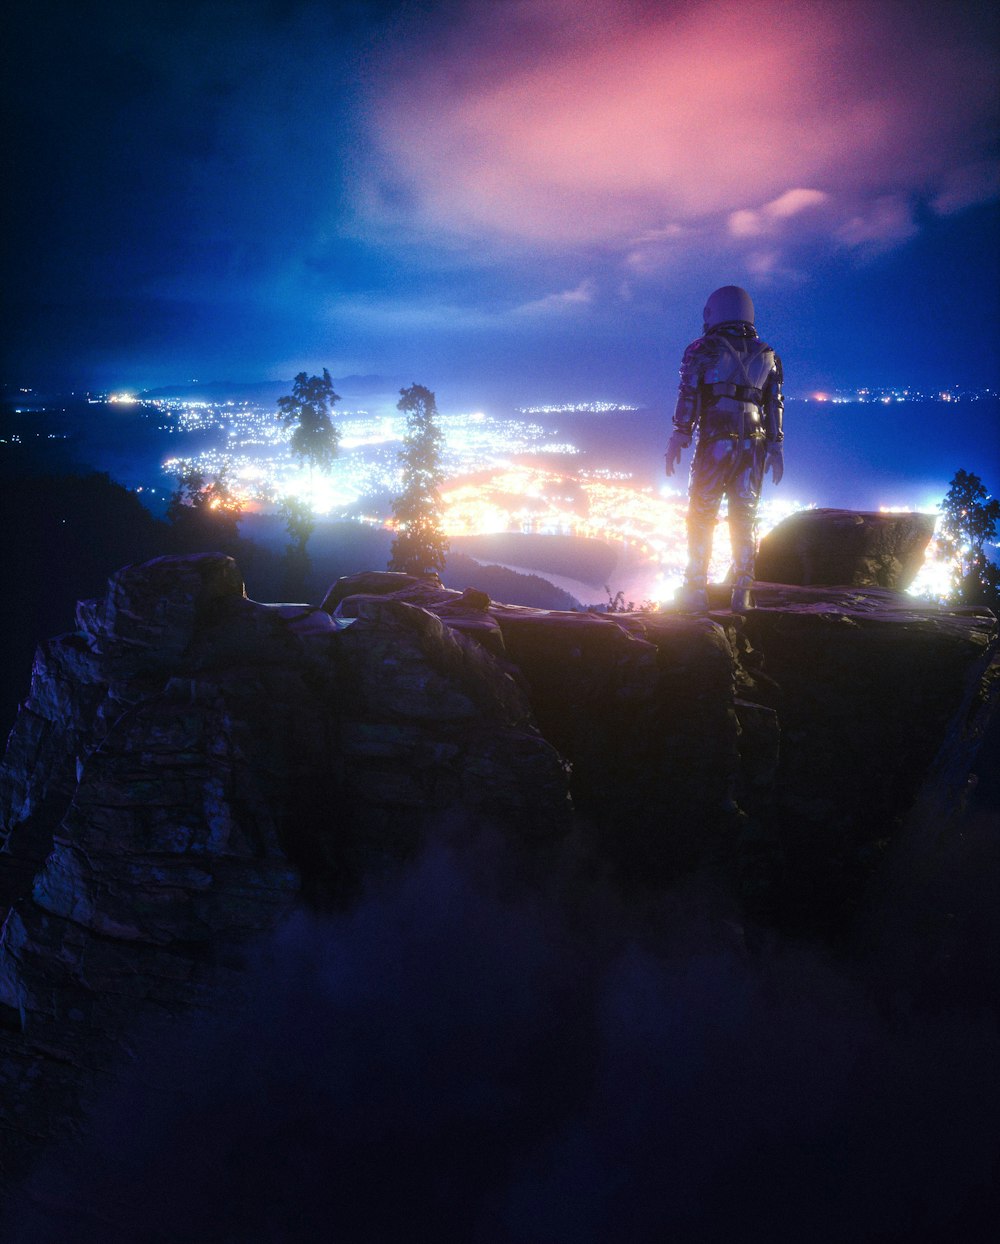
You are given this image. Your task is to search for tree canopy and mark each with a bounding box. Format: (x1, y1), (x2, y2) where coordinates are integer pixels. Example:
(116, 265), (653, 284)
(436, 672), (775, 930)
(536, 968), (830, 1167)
(166, 466), (241, 519)
(277, 370), (341, 472)
(388, 384), (448, 576)
(278, 494), (316, 558)
(166, 465), (243, 553)
(939, 468), (1000, 607)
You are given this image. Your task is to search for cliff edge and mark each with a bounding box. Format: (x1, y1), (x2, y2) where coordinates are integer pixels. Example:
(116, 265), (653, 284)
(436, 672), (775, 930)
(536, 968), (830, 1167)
(1, 527), (997, 1183)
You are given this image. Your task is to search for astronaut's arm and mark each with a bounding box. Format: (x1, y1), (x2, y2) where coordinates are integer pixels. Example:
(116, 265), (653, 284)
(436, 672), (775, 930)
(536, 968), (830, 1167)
(763, 354), (784, 483)
(666, 340), (705, 476)
(763, 354), (784, 444)
(672, 339), (707, 436)
(673, 386), (699, 436)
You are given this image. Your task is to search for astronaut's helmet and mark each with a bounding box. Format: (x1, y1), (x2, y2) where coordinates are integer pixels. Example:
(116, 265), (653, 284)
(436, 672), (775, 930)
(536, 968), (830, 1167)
(703, 285), (754, 330)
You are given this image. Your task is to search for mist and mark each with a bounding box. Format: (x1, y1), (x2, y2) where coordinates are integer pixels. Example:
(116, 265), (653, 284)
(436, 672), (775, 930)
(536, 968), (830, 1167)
(5, 804), (999, 1243)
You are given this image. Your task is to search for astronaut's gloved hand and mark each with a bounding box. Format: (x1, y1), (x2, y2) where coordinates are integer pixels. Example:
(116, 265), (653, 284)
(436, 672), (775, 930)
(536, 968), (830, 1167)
(765, 443), (784, 485)
(665, 431), (692, 477)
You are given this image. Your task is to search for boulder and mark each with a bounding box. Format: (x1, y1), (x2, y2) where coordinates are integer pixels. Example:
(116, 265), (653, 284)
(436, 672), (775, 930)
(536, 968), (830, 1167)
(755, 508), (936, 588)
(320, 569), (446, 613)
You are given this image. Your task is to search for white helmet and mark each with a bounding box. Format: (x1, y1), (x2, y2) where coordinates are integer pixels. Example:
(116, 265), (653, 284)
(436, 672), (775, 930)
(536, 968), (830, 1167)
(703, 285), (754, 329)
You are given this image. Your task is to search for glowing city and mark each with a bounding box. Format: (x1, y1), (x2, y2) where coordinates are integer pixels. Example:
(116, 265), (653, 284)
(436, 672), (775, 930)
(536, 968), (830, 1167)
(94, 392), (955, 605)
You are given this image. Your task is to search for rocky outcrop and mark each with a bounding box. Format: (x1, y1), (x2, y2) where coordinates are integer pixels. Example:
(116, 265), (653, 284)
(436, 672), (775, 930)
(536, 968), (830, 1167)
(756, 509), (937, 589)
(321, 574), (999, 880)
(323, 572), (746, 852)
(731, 582), (999, 923)
(1, 551), (997, 1182)
(0, 555), (571, 1181)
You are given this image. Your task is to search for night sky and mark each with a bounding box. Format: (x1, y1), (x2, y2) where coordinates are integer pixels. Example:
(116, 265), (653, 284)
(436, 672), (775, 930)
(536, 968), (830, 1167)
(4, 0), (999, 407)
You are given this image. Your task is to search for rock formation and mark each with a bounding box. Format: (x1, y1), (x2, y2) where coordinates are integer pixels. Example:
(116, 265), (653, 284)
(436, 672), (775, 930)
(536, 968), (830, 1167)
(1, 544), (997, 1184)
(756, 508), (937, 589)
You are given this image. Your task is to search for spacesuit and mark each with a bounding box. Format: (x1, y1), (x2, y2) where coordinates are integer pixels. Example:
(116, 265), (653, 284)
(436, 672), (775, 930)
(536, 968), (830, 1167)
(665, 285), (784, 612)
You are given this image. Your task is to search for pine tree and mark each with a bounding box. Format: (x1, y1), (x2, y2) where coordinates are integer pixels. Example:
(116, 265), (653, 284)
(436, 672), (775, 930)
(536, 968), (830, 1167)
(388, 384), (448, 575)
(276, 369), (341, 471)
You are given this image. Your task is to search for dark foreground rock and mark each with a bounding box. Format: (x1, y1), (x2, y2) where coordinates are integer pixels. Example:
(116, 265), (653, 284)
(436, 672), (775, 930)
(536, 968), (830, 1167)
(1, 554), (997, 1185)
(756, 508), (937, 588)
(0, 555), (570, 1183)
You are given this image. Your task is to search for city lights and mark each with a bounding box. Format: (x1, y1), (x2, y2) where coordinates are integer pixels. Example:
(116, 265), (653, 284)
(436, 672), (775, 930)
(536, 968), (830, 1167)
(439, 462), (812, 604)
(800, 386), (996, 404)
(515, 401), (640, 414)
(130, 390), (962, 602)
(157, 401), (581, 515)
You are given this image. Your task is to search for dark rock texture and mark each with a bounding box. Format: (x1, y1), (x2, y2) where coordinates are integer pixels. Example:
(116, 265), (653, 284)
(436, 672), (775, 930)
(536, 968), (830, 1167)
(1, 551), (997, 1185)
(324, 572), (746, 852)
(730, 582), (999, 923)
(0, 555), (570, 1182)
(756, 508), (937, 588)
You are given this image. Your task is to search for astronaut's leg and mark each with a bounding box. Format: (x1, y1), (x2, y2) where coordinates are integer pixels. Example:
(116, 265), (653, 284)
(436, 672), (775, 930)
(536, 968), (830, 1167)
(727, 440), (766, 612)
(679, 439), (731, 611)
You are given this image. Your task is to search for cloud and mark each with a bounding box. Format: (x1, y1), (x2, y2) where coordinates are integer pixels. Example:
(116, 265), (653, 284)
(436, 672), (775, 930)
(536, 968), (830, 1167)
(835, 195), (921, 253)
(931, 160), (1000, 216)
(767, 189), (832, 219)
(366, 0), (999, 269)
(730, 189), (831, 238)
(515, 278), (596, 315)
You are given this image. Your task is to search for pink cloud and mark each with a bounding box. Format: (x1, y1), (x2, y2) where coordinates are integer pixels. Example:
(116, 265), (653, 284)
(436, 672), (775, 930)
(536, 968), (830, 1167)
(367, 0), (998, 265)
(835, 196), (920, 252)
(728, 190), (830, 239)
(766, 189), (831, 220)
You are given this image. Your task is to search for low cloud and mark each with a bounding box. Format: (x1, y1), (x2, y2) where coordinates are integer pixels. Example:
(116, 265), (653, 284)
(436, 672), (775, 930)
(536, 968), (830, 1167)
(729, 189), (831, 238)
(836, 195), (921, 254)
(931, 160), (1000, 216)
(515, 278), (596, 315)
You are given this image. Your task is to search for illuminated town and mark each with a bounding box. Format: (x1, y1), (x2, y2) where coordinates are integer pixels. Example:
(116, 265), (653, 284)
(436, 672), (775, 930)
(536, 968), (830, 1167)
(1, 385), (964, 605)
(87, 391), (950, 606)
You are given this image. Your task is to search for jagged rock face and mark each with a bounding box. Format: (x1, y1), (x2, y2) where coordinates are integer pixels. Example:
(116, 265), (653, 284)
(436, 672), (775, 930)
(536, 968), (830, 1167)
(756, 509), (936, 589)
(730, 583), (999, 922)
(1, 553), (997, 1183)
(0, 555), (571, 1179)
(323, 574), (998, 864)
(324, 572), (746, 849)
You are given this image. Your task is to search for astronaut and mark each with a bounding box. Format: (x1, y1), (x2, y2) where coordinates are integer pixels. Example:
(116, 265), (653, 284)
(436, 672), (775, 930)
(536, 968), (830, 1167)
(665, 285), (784, 613)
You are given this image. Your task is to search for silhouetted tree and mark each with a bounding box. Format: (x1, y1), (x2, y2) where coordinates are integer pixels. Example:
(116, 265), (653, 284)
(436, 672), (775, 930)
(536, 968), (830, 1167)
(388, 384), (448, 575)
(167, 465), (243, 553)
(277, 495), (316, 599)
(939, 468), (1000, 608)
(277, 370), (341, 471)
(278, 495), (316, 558)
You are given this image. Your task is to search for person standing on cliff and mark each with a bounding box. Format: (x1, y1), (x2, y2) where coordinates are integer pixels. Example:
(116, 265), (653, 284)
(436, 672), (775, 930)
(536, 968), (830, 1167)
(664, 284), (784, 613)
